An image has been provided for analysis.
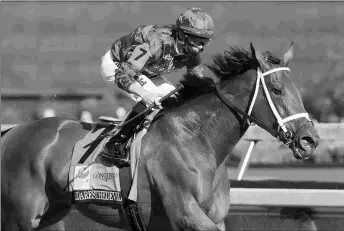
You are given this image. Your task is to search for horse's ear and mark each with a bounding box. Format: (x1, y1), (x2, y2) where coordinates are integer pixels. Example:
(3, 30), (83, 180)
(250, 42), (261, 69)
(283, 42), (294, 66)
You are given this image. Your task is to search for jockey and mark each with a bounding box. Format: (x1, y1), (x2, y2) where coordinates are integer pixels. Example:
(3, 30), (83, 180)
(100, 7), (215, 164)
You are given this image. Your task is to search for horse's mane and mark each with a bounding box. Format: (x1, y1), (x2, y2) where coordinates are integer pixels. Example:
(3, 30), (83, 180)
(174, 45), (283, 105)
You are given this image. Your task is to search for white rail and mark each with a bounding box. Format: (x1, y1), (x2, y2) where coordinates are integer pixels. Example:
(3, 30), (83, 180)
(230, 188), (344, 207)
(235, 123), (344, 180)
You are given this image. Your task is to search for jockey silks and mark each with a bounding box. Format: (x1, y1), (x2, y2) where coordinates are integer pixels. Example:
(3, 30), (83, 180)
(109, 24), (203, 92)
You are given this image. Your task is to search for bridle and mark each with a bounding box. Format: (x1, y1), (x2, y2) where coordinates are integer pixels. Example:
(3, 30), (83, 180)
(215, 66), (312, 145)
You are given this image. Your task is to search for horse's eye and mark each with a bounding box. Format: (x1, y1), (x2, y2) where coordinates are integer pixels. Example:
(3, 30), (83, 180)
(272, 88), (283, 95)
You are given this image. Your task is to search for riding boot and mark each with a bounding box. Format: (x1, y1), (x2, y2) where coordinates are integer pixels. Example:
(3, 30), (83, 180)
(102, 101), (149, 162)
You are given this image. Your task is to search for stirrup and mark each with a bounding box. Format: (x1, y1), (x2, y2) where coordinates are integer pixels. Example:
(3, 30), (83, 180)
(100, 139), (131, 167)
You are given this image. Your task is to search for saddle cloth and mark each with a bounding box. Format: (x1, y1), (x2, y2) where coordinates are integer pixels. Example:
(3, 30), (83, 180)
(67, 110), (160, 204)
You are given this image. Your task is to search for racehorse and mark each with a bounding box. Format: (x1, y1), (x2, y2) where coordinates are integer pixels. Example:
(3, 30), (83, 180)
(1, 43), (320, 231)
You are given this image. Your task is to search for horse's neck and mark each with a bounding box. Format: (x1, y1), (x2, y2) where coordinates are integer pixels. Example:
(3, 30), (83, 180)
(211, 89), (252, 166)
(216, 76), (255, 162)
(177, 74), (254, 168)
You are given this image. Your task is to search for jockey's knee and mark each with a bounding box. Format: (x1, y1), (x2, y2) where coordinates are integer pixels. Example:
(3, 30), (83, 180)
(101, 50), (118, 83)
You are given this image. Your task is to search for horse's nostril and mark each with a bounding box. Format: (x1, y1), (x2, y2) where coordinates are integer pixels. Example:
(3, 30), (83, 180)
(300, 136), (317, 149)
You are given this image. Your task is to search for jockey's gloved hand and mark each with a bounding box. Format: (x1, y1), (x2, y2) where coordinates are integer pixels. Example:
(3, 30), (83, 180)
(140, 89), (164, 109)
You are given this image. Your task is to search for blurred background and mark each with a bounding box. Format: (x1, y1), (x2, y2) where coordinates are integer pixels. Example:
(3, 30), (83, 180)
(1, 2), (344, 167)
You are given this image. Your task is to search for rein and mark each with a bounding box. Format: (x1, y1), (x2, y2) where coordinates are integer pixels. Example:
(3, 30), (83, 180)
(215, 83), (278, 137)
(214, 67), (311, 144)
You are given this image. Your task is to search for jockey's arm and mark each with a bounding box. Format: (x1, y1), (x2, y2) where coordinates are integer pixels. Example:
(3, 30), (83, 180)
(114, 43), (154, 96)
(186, 54), (204, 78)
(114, 42), (165, 107)
(114, 62), (146, 97)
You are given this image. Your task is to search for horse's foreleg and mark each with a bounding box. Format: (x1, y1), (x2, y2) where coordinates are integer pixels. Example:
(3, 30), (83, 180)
(187, 199), (223, 231)
(208, 164), (231, 231)
(163, 195), (222, 231)
(215, 221), (225, 231)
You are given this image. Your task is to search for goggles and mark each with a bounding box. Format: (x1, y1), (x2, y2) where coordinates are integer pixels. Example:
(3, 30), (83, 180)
(184, 33), (211, 47)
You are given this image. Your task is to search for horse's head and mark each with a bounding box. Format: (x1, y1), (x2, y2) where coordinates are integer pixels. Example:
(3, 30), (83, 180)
(248, 42), (320, 159)
(181, 43), (320, 159)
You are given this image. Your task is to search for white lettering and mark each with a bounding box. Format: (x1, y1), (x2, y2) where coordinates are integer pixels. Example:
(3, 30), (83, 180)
(73, 190), (122, 202)
(79, 192), (84, 200)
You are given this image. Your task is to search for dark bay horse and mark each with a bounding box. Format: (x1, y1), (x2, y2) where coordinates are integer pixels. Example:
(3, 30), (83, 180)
(1, 43), (320, 231)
